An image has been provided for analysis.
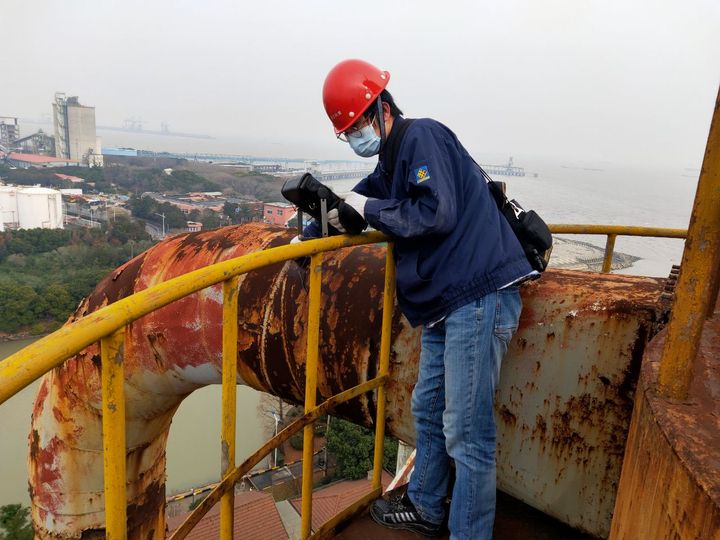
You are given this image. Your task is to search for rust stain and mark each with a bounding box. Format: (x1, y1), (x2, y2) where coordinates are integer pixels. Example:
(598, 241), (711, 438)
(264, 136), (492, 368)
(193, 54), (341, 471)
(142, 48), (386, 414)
(125, 480), (164, 537)
(498, 404), (518, 427)
(27, 224), (673, 539)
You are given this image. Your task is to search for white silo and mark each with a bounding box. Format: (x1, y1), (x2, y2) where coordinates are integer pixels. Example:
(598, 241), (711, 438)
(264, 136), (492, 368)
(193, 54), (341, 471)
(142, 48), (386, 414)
(0, 185), (19, 229)
(16, 187), (64, 229)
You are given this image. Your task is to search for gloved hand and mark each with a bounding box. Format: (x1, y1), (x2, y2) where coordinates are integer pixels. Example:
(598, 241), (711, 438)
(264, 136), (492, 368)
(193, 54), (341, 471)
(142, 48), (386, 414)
(338, 191), (368, 218)
(289, 234), (309, 268)
(327, 209), (346, 233)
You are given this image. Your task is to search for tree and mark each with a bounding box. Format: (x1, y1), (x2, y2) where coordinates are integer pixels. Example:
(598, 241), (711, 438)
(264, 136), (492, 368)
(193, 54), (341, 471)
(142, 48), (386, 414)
(199, 210), (224, 230)
(0, 504), (33, 540)
(0, 284), (45, 333)
(326, 418), (398, 480)
(107, 216), (151, 244)
(42, 283), (75, 321)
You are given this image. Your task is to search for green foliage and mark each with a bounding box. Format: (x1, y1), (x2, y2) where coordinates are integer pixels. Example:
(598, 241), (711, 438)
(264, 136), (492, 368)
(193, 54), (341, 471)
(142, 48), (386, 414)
(326, 418), (398, 480)
(0, 284), (45, 333)
(289, 431), (304, 451)
(198, 210), (225, 230)
(188, 494), (207, 511)
(0, 228), (154, 333)
(0, 163), (221, 195)
(167, 170), (220, 192)
(0, 229), (72, 262)
(128, 197), (188, 229)
(42, 283), (75, 320)
(0, 504), (33, 540)
(107, 216), (151, 245)
(0, 167), (70, 188)
(103, 167), (220, 194)
(223, 201), (262, 224)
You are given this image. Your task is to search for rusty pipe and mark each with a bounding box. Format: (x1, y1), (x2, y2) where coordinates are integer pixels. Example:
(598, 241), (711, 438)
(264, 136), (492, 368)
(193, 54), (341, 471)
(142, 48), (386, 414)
(28, 223), (421, 538)
(28, 222), (670, 539)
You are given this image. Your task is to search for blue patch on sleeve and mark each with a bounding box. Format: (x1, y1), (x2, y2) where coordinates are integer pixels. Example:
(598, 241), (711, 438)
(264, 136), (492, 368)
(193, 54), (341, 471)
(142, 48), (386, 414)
(413, 165), (430, 183)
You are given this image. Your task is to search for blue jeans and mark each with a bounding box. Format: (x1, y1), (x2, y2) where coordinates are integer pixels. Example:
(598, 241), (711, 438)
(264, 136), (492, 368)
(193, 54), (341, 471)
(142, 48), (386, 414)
(407, 287), (522, 540)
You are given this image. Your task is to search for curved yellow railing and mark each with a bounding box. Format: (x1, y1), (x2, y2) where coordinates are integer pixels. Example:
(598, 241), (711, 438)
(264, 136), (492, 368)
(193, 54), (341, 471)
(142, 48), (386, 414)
(0, 232), (387, 406)
(549, 224), (686, 273)
(0, 231), (390, 540)
(0, 224), (689, 540)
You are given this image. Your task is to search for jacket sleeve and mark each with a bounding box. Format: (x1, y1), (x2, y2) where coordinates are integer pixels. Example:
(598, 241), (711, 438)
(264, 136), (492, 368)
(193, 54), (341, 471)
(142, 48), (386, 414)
(363, 128), (457, 238)
(351, 164), (385, 198)
(301, 219), (322, 239)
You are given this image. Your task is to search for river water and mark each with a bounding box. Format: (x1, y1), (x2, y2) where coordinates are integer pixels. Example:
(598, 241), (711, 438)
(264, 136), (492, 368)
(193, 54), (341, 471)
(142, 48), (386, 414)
(326, 157), (695, 278)
(0, 158), (698, 507)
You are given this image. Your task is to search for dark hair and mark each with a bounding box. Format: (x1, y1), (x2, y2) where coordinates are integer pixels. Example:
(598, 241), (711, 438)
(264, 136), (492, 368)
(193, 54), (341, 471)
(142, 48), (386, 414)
(364, 89), (403, 121)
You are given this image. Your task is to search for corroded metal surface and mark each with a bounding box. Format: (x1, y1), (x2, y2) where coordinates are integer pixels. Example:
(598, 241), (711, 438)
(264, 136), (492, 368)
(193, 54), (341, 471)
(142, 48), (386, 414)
(28, 223), (666, 538)
(495, 270), (666, 537)
(611, 308), (720, 539)
(658, 86), (720, 399)
(28, 223), (419, 539)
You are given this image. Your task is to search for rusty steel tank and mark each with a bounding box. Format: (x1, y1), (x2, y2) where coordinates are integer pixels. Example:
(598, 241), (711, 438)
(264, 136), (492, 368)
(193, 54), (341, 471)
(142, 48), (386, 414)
(28, 222), (668, 539)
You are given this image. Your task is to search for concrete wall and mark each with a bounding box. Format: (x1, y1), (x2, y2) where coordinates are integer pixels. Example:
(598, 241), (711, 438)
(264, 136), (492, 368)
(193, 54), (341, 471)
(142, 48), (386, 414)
(66, 104), (98, 164)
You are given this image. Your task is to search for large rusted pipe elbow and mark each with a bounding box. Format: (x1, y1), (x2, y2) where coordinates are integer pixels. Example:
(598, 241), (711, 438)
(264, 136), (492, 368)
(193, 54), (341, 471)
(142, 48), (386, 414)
(28, 223), (420, 538)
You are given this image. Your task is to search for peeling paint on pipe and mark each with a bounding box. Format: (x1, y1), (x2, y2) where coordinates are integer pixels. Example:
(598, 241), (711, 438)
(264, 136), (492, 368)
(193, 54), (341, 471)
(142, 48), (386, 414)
(28, 223), (666, 538)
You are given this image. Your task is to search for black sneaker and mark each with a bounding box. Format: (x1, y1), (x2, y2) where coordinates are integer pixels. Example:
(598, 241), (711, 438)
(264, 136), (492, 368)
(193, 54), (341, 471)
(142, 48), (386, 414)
(370, 492), (443, 537)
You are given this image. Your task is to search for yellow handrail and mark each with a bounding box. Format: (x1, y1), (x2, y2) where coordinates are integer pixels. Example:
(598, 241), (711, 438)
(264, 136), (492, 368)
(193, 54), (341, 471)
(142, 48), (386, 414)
(658, 87), (720, 399)
(301, 252), (323, 539)
(0, 223), (690, 539)
(0, 232), (387, 406)
(0, 232), (388, 539)
(101, 329), (127, 540)
(220, 276), (240, 539)
(548, 224), (687, 273)
(169, 243), (397, 540)
(372, 246), (396, 490)
(168, 376), (389, 540)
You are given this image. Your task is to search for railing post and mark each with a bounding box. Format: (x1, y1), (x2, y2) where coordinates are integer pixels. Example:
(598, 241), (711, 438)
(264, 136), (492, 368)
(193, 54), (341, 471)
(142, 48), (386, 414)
(101, 329), (127, 540)
(221, 276), (240, 540)
(602, 234), (617, 273)
(301, 253), (323, 539)
(658, 85), (720, 399)
(372, 244), (396, 490)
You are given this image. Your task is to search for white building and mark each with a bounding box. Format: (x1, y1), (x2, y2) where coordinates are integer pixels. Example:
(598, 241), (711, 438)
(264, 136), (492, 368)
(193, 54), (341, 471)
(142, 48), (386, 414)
(53, 93), (104, 167)
(0, 186), (64, 230)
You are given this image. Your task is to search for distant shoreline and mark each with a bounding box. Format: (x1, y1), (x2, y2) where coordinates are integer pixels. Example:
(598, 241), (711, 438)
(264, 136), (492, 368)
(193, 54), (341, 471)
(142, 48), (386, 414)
(0, 332), (47, 343)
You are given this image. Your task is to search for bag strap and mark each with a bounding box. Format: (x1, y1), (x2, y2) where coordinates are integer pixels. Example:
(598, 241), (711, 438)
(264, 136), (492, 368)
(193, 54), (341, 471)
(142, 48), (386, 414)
(471, 157), (511, 210)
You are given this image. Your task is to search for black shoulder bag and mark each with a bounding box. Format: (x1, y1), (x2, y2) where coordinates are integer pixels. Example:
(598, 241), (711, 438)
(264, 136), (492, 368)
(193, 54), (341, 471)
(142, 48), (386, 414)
(478, 165), (553, 273)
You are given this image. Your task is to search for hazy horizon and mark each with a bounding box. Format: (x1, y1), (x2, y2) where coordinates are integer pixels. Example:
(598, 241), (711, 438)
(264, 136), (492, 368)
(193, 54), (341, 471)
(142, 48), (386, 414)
(2, 1), (719, 169)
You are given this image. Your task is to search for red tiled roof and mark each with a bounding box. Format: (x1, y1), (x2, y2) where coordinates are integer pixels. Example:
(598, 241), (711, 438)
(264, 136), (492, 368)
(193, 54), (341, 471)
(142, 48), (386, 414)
(8, 152), (78, 164)
(290, 472), (393, 531)
(167, 491), (287, 540)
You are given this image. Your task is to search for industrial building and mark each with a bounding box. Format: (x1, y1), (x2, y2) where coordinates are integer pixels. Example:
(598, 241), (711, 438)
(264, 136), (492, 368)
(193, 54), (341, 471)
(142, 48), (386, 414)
(53, 93), (103, 167)
(0, 116), (20, 149)
(0, 185), (64, 231)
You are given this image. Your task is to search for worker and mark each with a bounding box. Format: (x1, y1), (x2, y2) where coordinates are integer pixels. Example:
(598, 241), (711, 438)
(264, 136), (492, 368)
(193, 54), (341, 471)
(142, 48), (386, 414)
(308, 59), (533, 539)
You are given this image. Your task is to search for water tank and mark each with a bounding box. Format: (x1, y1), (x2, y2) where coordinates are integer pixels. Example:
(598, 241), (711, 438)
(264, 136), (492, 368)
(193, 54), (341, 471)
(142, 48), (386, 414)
(0, 185), (19, 228)
(16, 187), (64, 229)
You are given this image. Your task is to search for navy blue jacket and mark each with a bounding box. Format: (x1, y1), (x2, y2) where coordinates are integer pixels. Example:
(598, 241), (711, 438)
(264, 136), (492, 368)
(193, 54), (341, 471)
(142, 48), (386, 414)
(307, 117), (531, 327)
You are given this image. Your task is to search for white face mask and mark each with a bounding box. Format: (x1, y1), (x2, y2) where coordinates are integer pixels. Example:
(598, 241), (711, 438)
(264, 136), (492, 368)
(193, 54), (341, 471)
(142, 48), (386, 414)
(348, 123), (381, 157)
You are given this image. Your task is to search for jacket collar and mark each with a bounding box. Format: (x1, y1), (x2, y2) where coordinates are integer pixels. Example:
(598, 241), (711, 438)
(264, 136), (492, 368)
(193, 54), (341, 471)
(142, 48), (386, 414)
(380, 116), (412, 178)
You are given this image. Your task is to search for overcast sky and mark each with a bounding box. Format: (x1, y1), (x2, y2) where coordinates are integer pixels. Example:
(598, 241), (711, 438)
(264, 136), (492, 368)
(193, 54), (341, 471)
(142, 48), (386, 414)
(2, 0), (719, 168)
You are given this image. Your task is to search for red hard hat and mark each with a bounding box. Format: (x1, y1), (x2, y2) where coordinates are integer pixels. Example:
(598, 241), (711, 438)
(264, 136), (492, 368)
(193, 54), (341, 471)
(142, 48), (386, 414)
(323, 59), (390, 134)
